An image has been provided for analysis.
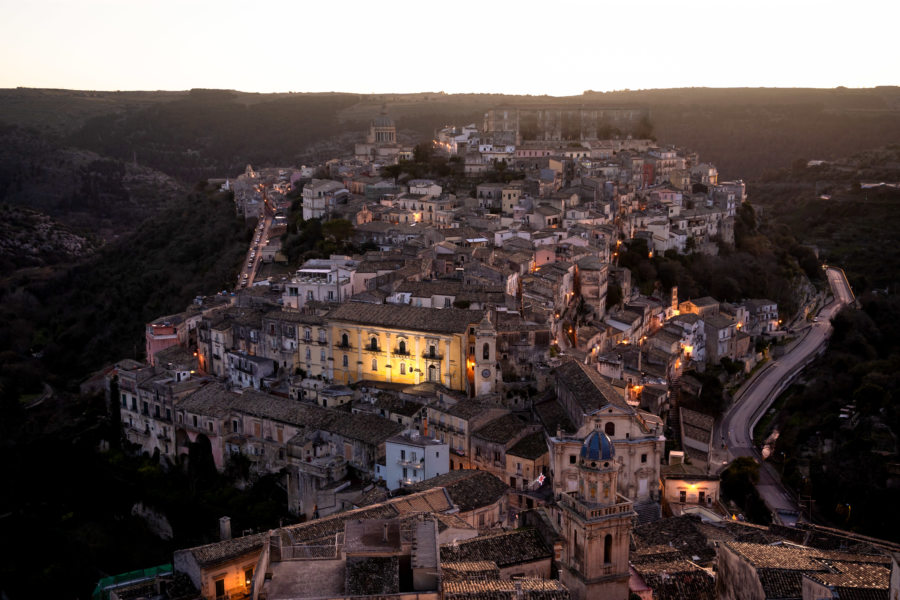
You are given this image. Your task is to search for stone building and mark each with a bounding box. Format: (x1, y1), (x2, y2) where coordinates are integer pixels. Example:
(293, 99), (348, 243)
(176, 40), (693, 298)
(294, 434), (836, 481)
(556, 431), (634, 600)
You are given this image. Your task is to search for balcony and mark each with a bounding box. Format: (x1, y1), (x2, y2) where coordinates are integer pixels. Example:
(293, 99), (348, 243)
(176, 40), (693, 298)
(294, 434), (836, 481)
(335, 342), (352, 351)
(398, 458), (425, 469)
(393, 348), (410, 356)
(422, 351), (443, 361)
(558, 491), (633, 522)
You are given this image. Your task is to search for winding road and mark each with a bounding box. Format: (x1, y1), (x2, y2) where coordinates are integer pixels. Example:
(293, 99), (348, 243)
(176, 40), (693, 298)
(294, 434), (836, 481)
(716, 268), (855, 519)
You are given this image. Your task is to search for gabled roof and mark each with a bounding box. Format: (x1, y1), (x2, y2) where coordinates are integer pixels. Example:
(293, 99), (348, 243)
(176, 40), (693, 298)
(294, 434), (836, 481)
(327, 303), (483, 335)
(555, 360), (632, 415)
(507, 432), (549, 461)
(473, 414), (529, 444)
(406, 470), (508, 512)
(440, 528), (552, 568)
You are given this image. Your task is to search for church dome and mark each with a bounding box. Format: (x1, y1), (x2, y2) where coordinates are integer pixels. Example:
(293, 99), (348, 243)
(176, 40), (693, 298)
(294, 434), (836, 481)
(580, 430), (615, 461)
(373, 114), (394, 128)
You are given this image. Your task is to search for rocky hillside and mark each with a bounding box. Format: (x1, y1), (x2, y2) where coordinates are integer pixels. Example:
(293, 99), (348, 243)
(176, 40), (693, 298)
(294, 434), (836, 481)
(0, 205), (97, 274)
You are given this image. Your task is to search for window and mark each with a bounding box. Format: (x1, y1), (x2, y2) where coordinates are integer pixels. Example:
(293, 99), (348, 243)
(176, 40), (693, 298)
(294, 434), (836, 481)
(398, 340), (406, 354)
(304, 329), (311, 341)
(483, 343), (490, 360)
(400, 449), (406, 460)
(429, 345), (436, 358)
(604, 534), (613, 564)
(370, 337), (378, 351)
(605, 422), (615, 436)
(341, 333), (349, 347)
(679, 490), (687, 503)
(641, 453), (647, 463)
(342, 355), (348, 367)
(215, 578), (225, 599)
(320, 350), (326, 362)
(142, 401), (149, 415)
(569, 455), (576, 464)
(208, 422), (214, 432)
(305, 348), (311, 360)
(154, 405), (160, 418)
(444, 297), (451, 308)
(306, 291), (314, 300)
(319, 329), (326, 343)
(244, 568), (254, 587)
(411, 452), (416, 461)
(192, 415), (198, 427)
(371, 359), (377, 371)
(166, 408), (171, 421)
(400, 363), (406, 375)
(327, 290), (334, 300)
(403, 467), (408, 478)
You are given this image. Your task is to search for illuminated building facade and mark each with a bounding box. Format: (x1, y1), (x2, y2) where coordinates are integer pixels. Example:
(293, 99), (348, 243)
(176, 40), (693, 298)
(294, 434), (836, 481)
(327, 303), (497, 397)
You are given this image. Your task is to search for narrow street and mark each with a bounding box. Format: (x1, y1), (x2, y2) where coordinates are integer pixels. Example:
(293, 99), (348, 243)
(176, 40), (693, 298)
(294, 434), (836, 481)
(716, 268), (855, 519)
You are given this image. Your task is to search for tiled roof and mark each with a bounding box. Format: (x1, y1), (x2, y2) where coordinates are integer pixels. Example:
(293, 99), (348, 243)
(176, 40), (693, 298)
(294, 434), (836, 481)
(179, 383), (402, 445)
(804, 562), (890, 593)
(630, 545), (685, 564)
(507, 432), (548, 460)
(346, 556), (399, 596)
(632, 559), (715, 600)
(473, 414), (530, 444)
(756, 568), (807, 599)
(406, 470), (508, 512)
(373, 395), (425, 417)
(555, 360), (632, 415)
(702, 313), (734, 330)
(440, 529), (553, 569)
(534, 398), (576, 436)
(443, 578), (569, 600)
(183, 532), (268, 568)
(441, 561), (500, 581)
(327, 302), (483, 334)
(445, 399), (505, 420)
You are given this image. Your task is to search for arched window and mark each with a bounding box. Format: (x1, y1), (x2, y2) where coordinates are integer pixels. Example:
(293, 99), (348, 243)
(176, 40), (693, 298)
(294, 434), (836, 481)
(342, 355), (348, 367)
(605, 422), (615, 437)
(604, 534), (613, 564)
(341, 333), (349, 347)
(370, 337), (378, 351)
(483, 343), (490, 361)
(428, 365), (437, 382)
(371, 359), (377, 371)
(398, 340), (406, 354)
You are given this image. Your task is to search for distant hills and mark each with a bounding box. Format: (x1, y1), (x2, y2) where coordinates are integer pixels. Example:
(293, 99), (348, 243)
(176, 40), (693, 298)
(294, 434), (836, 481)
(0, 87), (898, 182)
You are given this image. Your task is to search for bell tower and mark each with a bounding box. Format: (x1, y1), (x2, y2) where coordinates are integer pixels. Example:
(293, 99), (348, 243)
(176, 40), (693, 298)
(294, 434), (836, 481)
(557, 430), (634, 600)
(473, 313), (496, 397)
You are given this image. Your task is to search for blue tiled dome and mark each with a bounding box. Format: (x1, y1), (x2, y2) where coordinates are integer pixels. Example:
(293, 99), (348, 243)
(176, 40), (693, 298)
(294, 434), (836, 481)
(580, 430), (615, 461)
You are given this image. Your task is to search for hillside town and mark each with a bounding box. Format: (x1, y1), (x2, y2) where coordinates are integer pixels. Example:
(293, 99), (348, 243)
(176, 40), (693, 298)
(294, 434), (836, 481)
(98, 107), (900, 600)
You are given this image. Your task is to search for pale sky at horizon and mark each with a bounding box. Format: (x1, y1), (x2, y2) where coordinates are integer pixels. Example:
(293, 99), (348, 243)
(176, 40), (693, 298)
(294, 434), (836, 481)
(1, 0), (897, 95)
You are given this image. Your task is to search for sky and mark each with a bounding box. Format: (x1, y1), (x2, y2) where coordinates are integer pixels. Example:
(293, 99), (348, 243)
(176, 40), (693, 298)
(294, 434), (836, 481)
(1, 0), (897, 95)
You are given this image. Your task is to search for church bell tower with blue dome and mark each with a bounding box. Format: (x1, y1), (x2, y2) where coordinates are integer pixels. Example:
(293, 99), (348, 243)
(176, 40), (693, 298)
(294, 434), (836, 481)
(557, 430), (634, 600)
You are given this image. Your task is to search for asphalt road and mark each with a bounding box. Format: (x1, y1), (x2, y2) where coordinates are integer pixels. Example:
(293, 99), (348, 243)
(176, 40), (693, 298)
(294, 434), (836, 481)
(717, 268), (854, 517)
(238, 213), (272, 289)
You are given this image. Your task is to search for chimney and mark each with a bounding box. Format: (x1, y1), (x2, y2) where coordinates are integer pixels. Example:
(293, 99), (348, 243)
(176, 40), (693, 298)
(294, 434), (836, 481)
(219, 516), (232, 540)
(423, 416), (428, 438)
(669, 450), (684, 465)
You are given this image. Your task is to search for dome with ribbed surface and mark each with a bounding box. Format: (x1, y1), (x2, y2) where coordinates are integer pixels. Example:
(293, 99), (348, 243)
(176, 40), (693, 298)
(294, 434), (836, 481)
(373, 114), (394, 128)
(580, 430), (615, 461)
